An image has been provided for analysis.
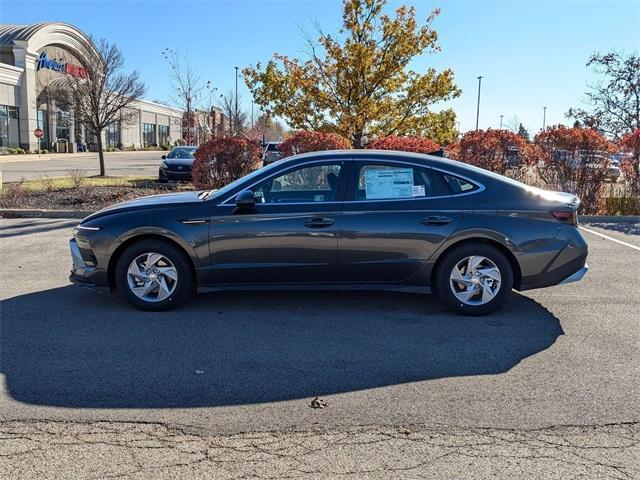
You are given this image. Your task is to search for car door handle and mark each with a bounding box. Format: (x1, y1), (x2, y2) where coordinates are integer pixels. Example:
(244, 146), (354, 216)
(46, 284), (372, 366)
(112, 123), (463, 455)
(304, 217), (335, 228)
(421, 215), (452, 226)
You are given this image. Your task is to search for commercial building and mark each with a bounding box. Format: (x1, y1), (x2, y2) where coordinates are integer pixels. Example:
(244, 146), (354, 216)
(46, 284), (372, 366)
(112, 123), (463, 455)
(0, 22), (184, 153)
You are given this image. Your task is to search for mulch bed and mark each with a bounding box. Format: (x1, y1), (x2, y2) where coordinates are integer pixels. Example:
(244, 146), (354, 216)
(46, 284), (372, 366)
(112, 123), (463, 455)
(0, 182), (184, 211)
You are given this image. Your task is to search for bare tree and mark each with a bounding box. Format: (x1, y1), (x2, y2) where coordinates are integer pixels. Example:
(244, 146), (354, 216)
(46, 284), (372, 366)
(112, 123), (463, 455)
(567, 51), (640, 140)
(55, 38), (146, 176)
(219, 90), (248, 136)
(162, 48), (208, 144)
(504, 114), (522, 133)
(247, 112), (285, 142)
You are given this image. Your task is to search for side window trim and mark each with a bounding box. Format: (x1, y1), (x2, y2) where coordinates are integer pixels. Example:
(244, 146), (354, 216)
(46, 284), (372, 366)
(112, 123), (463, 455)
(219, 159), (348, 206)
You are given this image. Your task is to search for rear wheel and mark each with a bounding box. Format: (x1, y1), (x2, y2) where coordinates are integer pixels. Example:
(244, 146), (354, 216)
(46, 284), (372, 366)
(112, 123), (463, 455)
(115, 239), (193, 311)
(434, 243), (513, 315)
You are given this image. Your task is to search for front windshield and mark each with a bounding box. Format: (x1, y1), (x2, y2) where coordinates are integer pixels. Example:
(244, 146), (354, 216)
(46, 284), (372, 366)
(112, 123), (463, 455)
(168, 148), (196, 159)
(207, 161), (284, 200)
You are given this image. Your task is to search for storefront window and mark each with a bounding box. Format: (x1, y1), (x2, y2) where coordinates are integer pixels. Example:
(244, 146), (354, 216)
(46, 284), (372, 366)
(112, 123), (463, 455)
(158, 125), (169, 147)
(0, 105), (20, 149)
(106, 122), (121, 148)
(143, 123), (156, 147)
(37, 109), (49, 150)
(56, 109), (71, 141)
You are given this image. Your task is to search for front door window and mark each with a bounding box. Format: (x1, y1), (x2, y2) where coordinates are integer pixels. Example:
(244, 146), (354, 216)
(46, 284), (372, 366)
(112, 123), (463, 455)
(253, 163), (343, 204)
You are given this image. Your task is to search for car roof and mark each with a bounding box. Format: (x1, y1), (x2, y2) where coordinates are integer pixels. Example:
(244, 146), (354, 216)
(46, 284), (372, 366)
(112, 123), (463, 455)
(279, 149), (460, 169)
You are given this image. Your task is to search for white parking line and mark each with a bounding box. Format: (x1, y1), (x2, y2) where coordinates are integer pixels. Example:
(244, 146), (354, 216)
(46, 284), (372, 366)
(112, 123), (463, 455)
(579, 226), (640, 252)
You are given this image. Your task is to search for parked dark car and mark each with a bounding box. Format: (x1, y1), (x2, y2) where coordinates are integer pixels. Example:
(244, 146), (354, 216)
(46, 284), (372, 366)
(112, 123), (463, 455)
(70, 150), (588, 315)
(158, 146), (198, 182)
(261, 141), (282, 165)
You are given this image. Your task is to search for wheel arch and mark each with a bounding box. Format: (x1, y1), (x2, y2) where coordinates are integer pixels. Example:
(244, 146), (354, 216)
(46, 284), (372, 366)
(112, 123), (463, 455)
(431, 237), (522, 290)
(107, 234), (197, 290)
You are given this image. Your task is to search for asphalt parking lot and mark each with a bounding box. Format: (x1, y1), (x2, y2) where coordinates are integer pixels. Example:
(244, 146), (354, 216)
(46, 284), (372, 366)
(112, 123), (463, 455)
(0, 218), (638, 478)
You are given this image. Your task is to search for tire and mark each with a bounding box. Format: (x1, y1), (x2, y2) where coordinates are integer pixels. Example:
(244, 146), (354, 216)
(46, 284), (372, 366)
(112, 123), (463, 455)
(433, 242), (513, 316)
(115, 239), (193, 311)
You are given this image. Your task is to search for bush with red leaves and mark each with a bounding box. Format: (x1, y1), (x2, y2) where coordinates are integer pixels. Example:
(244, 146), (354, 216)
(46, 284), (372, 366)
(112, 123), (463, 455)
(192, 136), (261, 189)
(366, 136), (440, 154)
(446, 129), (533, 176)
(532, 125), (615, 214)
(619, 129), (640, 195)
(278, 131), (351, 158)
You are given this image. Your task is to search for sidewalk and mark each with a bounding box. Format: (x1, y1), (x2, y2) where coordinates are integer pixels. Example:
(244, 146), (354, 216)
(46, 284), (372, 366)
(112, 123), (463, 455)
(0, 150), (161, 164)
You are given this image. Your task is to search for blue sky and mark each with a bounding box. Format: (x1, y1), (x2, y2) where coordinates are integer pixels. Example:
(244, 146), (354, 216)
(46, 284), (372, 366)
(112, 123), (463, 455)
(1, 0), (638, 134)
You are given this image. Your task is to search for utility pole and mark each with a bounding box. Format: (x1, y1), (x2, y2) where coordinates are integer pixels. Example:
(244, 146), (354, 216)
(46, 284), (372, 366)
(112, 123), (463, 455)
(475, 76), (483, 130)
(542, 106), (547, 131)
(251, 100), (254, 128)
(234, 66), (239, 135)
(500, 114), (503, 129)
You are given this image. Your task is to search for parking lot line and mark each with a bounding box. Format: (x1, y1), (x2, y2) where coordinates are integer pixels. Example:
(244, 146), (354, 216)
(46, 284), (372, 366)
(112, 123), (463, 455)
(579, 226), (640, 252)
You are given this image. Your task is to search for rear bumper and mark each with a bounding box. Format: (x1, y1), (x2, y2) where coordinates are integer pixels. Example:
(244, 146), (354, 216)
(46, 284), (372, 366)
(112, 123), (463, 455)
(559, 264), (588, 285)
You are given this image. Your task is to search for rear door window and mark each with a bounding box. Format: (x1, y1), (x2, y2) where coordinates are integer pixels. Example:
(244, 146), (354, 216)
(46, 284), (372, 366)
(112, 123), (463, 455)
(352, 163), (448, 201)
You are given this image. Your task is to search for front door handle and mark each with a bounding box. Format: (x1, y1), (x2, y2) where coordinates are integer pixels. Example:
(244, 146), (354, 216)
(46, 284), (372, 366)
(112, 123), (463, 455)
(421, 215), (452, 226)
(304, 217), (335, 228)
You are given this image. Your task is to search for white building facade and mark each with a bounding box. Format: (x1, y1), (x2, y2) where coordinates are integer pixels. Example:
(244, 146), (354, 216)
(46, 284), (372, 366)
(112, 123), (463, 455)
(0, 22), (183, 153)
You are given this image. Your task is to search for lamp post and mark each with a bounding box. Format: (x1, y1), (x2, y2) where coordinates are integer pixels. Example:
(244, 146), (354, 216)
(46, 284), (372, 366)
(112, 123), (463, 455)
(542, 106), (547, 131)
(475, 76), (483, 130)
(500, 114), (503, 129)
(234, 66), (239, 135)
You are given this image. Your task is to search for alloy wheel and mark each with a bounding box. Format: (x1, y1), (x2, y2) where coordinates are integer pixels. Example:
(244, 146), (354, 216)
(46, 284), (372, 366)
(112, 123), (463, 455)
(127, 252), (178, 302)
(449, 255), (502, 306)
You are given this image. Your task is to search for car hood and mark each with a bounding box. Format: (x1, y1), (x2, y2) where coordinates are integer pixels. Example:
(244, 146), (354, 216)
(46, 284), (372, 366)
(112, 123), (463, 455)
(164, 157), (195, 166)
(82, 191), (204, 223)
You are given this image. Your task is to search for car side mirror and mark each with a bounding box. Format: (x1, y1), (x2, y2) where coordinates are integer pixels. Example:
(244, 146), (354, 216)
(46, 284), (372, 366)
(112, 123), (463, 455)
(161, 155), (166, 159)
(235, 190), (256, 208)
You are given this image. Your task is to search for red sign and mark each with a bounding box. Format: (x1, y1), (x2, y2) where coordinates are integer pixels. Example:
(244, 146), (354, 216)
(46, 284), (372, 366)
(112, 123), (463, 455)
(34, 128), (44, 138)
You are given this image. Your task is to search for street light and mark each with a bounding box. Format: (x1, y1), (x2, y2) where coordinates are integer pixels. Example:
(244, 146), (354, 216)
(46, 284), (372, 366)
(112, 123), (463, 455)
(542, 106), (547, 131)
(234, 66), (239, 135)
(475, 76), (483, 130)
(500, 114), (504, 129)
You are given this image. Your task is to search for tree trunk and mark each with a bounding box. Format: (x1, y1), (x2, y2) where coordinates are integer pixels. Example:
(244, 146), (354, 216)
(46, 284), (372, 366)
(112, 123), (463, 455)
(352, 131), (364, 149)
(96, 130), (105, 177)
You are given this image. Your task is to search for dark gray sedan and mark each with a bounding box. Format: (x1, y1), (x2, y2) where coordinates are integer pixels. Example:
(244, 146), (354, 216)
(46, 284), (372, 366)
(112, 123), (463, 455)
(70, 150), (588, 315)
(158, 146), (198, 182)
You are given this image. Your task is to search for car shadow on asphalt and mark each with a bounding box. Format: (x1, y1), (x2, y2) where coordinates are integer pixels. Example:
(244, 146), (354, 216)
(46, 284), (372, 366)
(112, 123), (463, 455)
(0, 219), (78, 238)
(1, 286), (563, 408)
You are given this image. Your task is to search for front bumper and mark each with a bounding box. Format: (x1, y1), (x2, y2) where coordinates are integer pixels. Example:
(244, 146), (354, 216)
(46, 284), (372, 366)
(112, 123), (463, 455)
(69, 238), (109, 291)
(159, 167), (192, 181)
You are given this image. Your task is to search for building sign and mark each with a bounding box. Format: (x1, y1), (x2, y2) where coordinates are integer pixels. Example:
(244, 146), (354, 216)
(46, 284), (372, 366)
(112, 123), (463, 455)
(35, 51), (87, 79)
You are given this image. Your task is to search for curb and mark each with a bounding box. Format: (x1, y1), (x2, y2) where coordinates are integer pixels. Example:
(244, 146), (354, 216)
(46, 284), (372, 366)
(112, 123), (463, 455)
(579, 215), (639, 224)
(0, 209), (92, 219)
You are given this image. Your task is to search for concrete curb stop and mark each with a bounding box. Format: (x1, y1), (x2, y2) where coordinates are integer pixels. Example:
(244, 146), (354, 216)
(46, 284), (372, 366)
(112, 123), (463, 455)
(0, 209), (92, 219)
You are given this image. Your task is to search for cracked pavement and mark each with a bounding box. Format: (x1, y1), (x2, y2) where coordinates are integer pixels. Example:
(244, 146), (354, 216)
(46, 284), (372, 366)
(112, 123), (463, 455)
(1, 219), (639, 478)
(1, 420), (638, 479)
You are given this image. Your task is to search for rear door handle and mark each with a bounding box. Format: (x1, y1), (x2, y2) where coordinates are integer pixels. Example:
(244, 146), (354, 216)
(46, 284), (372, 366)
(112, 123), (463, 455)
(304, 217), (335, 228)
(421, 215), (452, 226)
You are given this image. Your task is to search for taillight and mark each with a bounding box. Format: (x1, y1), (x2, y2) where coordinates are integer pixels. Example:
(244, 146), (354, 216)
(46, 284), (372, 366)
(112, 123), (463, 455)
(551, 209), (577, 225)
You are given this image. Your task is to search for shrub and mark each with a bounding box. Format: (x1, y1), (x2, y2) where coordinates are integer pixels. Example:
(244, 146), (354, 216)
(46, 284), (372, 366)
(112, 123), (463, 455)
(367, 135), (440, 154)
(15, 148), (25, 154)
(41, 149), (49, 154)
(532, 125), (615, 214)
(0, 178), (26, 206)
(447, 129), (533, 176)
(7, 148), (17, 154)
(192, 136), (261, 189)
(619, 129), (640, 195)
(39, 175), (56, 193)
(67, 168), (86, 188)
(277, 131), (351, 158)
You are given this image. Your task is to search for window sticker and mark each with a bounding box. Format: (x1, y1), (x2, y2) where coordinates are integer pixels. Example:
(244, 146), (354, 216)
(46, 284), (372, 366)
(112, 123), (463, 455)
(364, 168), (414, 199)
(411, 185), (425, 197)
(314, 194), (325, 202)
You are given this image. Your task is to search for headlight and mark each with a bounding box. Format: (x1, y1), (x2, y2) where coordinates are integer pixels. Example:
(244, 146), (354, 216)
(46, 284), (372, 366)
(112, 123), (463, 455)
(76, 225), (101, 231)
(160, 161), (168, 168)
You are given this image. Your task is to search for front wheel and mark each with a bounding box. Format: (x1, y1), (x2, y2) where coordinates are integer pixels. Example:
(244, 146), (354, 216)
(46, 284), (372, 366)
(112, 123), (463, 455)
(434, 243), (514, 316)
(115, 239), (193, 311)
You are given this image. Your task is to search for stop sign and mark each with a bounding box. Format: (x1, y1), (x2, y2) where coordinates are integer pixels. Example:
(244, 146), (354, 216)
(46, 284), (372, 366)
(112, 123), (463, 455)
(34, 128), (44, 138)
